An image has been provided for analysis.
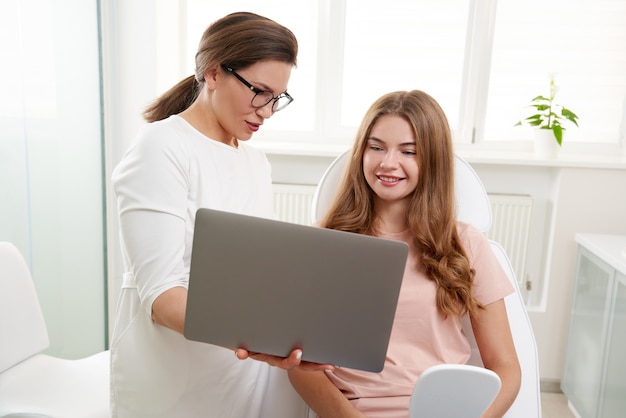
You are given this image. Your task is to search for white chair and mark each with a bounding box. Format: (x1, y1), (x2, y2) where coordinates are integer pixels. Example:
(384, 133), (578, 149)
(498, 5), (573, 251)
(408, 364), (501, 418)
(0, 241), (110, 418)
(310, 150), (541, 418)
(488, 240), (542, 417)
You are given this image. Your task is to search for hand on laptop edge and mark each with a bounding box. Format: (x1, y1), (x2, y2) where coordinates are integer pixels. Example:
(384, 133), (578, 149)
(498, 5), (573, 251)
(235, 348), (336, 371)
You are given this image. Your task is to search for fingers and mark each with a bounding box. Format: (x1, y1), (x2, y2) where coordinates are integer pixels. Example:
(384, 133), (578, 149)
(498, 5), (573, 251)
(234, 348), (249, 360)
(297, 360), (336, 372)
(287, 348), (303, 364)
(235, 348), (336, 371)
(248, 349), (301, 369)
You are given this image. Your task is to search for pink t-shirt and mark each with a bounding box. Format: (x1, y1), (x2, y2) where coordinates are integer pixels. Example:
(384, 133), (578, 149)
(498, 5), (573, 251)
(326, 222), (514, 417)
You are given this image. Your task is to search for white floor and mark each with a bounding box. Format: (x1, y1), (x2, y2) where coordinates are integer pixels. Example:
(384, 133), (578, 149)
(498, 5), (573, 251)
(541, 392), (577, 418)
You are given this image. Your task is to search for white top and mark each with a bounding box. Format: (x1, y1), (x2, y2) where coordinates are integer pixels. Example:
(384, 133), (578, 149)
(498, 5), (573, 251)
(575, 233), (626, 275)
(109, 115), (307, 418)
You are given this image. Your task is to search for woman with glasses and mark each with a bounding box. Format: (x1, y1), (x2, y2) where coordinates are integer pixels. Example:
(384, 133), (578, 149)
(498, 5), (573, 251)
(110, 11), (332, 418)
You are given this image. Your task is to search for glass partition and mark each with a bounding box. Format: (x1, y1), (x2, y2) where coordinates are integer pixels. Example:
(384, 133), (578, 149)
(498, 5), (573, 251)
(0, 0), (106, 358)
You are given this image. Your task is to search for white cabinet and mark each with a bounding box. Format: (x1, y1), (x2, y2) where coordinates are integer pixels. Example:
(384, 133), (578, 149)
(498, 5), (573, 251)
(561, 234), (626, 418)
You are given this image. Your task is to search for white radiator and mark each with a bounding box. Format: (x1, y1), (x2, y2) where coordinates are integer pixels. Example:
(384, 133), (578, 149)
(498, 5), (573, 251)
(273, 184), (533, 286)
(272, 184), (316, 225)
(486, 194), (534, 288)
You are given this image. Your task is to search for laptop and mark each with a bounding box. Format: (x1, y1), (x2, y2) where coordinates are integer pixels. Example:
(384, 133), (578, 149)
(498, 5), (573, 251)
(184, 208), (408, 372)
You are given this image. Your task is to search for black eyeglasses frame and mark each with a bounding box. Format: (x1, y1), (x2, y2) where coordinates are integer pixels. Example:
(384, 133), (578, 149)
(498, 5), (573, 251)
(221, 65), (293, 112)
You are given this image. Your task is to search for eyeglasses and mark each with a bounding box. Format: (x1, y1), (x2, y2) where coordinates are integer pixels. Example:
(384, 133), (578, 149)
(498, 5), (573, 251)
(221, 65), (293, 112)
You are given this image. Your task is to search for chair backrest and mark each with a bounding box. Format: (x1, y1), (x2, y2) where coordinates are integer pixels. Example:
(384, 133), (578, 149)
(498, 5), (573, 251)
(311, 150), (493, 233)
(311, 152), (541, 417)
(408, 364), (501, 418)
(0, 242), (49, 373)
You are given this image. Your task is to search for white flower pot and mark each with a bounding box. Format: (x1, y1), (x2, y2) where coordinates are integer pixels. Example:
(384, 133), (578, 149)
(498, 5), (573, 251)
(533, 129), (561, 159)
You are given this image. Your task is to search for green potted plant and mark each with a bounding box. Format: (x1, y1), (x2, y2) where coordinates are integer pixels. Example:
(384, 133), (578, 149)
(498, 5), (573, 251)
(515, 75), (579, 157)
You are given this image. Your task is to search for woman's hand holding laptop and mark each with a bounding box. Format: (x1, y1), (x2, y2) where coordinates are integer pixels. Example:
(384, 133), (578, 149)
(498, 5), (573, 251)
(235, 348), (336, 371)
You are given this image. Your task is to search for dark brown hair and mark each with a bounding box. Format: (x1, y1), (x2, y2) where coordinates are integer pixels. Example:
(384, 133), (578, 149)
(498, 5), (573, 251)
(322, 90), (483, 318)
(143, 12), (298, 122)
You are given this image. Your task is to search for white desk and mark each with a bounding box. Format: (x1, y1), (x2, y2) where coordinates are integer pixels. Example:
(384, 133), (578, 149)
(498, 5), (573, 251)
(575, 234), (626, 276)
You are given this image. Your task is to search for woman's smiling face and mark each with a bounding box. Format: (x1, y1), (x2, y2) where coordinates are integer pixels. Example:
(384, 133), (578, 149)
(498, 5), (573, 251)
(362, 115), (419, 205)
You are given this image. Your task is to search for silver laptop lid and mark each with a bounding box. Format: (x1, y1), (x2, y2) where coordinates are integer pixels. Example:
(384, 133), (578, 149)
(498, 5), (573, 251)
(184, 208), (408, 372)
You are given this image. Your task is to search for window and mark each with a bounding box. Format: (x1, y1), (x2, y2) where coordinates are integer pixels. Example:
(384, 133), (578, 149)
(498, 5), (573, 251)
(340, 0), (469, 135)
(485, 0), (626, 146)
(163, 0), (626, 153)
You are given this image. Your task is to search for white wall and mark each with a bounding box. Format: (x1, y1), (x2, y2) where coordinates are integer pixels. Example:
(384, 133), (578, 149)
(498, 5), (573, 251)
(100, 0), (161, 326)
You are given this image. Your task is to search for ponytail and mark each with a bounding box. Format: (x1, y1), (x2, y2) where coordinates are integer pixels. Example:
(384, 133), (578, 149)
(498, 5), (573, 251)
(143, 75), (199, 123)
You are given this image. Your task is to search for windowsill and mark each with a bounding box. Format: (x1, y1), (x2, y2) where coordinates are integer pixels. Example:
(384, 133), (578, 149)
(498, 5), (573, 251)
(250, 140), (626, 170)
(250, 140), (350, 158)
(455, 149), (626, 170)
